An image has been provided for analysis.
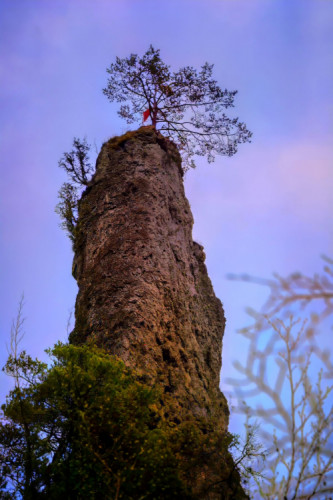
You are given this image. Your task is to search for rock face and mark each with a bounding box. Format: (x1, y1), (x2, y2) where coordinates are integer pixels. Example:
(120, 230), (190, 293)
(71, 126), (228, 430)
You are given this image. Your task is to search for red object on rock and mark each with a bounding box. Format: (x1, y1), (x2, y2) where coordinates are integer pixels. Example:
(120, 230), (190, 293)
(143, 109), (150, 122)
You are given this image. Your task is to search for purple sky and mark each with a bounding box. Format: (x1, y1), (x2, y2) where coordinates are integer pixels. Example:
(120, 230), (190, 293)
(1, 1), (332, 433)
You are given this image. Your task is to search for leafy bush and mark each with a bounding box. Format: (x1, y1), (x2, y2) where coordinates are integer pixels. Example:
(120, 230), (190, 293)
(1, 342), (192, 499)
(1, 338), (253, 499)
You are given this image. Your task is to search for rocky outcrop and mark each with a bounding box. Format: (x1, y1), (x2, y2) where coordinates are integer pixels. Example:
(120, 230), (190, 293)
(71, 126), (228, 429)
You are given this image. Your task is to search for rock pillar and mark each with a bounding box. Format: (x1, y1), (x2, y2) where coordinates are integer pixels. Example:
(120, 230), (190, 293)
(71, 126), (228, 430)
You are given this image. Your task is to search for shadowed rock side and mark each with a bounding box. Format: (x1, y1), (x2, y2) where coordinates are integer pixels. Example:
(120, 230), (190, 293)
(70, 126), (228, 430)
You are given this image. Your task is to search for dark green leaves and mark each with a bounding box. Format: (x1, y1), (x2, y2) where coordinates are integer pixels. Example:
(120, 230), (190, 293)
(1, 341), (251, 498)
(0, 344), (189, 499)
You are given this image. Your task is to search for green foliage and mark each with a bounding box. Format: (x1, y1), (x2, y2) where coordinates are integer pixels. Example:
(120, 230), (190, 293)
(55, 182), (78, 243)
(0, 299), (253, 498)
(0, 338), (255, 499)
(103, 45), (252, 171)
(1, 343), (191, 499)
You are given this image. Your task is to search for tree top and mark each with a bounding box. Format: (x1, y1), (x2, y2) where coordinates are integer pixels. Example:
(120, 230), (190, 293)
(103, 45), (252, 171)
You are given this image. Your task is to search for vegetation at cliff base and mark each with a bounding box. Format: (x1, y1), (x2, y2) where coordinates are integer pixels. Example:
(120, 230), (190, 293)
(1, 319), (254, 499)
(0, 342), (186, 499)
(103, 45), (252, 171)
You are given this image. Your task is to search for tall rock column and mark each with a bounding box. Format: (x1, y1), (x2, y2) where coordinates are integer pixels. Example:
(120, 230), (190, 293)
(71, 126), (229, 430)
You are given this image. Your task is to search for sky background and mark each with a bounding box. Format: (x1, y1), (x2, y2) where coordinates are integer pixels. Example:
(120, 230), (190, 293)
(1, 0), (332, 435)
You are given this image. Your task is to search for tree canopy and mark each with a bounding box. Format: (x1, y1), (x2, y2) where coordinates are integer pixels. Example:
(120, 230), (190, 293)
(1, 337), (254, 499)
(0, 343), (190, 499)
(103, 45), (252, 171)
